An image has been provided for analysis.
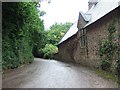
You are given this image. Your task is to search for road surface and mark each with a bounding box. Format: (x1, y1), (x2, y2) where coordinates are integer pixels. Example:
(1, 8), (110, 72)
(2, 58), (118, 88)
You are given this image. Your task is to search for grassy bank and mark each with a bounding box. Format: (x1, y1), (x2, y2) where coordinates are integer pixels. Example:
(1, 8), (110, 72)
(94, 69), (120, 87)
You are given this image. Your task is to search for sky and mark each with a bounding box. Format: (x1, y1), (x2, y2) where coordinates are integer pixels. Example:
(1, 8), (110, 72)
(40, 0), (89, 29)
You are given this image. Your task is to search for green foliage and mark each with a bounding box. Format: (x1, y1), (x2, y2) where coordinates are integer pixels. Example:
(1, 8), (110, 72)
(115, 47), (120, 84)
(47, 22), (73, 45)
(40, 44), (58, 59)
(116, 59), (120, 74)
(99, 22), (119, 76)
(100, 59), (111, 71)
(94, 69), (118, 83)
(39, 11), (46, 16)
(99, 40), (117, 57)
(108, 22), (116, 34)
(32, 30), (47, 57)
(2, 2), (46, 70)
(39, 22), (73, 59)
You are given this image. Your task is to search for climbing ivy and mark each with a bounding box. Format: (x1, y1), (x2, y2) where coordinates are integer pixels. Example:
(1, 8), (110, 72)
(99, 22), (120, 83)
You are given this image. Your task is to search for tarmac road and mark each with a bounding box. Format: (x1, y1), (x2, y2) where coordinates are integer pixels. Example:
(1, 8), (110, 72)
(2, 58), (118, 88)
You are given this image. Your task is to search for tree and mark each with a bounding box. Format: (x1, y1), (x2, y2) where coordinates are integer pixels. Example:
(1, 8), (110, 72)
(2, 2), (46, 70)
(40, 22), (73, 59)
(47, 22), (73, 45)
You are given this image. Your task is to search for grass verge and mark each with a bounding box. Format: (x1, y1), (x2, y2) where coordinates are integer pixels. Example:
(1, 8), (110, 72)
(94, 69), (120, 87)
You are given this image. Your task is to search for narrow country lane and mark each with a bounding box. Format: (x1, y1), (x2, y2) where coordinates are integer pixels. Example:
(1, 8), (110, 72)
(2, 58), (118, 88)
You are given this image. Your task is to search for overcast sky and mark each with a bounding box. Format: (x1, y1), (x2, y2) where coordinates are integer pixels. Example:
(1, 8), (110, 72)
(40, 0), (89, 29)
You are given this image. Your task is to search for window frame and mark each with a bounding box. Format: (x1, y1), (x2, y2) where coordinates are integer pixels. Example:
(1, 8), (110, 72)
(80, 29), (87, 47)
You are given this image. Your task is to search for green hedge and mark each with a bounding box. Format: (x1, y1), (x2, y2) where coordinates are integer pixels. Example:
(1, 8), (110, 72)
(40, 44), (58, 59)
(2, 2), (45, 70)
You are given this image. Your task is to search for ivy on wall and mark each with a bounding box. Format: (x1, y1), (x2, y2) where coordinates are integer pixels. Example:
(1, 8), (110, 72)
(99, 22), (120, 83)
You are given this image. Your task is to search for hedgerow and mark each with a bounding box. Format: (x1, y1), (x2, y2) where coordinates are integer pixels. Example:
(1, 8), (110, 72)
(2, 2), (46, 70)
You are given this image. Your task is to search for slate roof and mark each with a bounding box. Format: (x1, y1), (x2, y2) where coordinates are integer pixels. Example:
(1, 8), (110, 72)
(80, 12), (91, 22)
(58, 0), (120, 45)
(58, 22), (78, 45)
(89, 0), (98, 3)
(84, 0), (120, 27)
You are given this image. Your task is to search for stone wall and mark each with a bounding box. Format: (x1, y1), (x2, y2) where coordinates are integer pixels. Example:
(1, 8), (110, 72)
(56, 6), (120, 68)
(77, 13), (87, 29)
(118, 6), (120, 44)
(56, 34), (77, 62)
(74, 6), (119, 67)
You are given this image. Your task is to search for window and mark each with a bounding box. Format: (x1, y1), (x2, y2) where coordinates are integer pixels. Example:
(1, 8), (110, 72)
(80, 29), (87, 47)
(80, 29), (88, 55)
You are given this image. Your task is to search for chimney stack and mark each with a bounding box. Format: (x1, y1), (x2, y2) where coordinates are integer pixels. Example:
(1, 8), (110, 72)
(88, 0), (98, 10)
